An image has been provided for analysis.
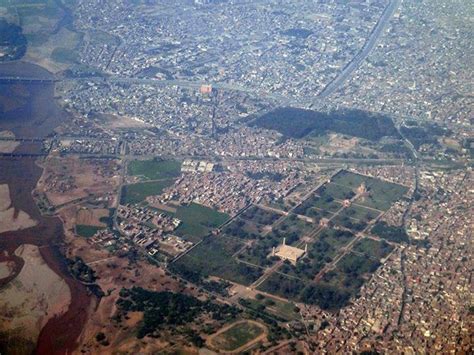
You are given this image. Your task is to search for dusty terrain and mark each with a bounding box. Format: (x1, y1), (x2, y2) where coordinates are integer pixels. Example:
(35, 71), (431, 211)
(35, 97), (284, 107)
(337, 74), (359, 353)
(0, 184), (37, 234)
(0, 244), (71, 353)
(76, 208), (109, 227)
(36, 156), (121, 206)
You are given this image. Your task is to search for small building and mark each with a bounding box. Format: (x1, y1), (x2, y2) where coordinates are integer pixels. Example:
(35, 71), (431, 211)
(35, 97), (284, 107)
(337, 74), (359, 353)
(200, 84), (212, 95)
(272, 238), (307, 265)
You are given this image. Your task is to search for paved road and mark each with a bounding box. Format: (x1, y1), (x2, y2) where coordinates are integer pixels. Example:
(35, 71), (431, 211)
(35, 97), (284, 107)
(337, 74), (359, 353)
(317, 0), (401, 99)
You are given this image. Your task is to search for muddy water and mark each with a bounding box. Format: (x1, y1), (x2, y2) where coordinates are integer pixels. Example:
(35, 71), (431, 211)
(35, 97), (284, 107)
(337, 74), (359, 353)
(0, 62), (91, 354)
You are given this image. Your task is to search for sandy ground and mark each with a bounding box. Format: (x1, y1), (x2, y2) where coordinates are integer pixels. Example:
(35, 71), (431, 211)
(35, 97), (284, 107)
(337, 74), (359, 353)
(0, 140), (20, 153)
(0, 184), (37, 234)
(36, 156), (121, 206)
(0, 261), (14, 279)
(0, 244), (71, 348)
(76, 208), (109, 227)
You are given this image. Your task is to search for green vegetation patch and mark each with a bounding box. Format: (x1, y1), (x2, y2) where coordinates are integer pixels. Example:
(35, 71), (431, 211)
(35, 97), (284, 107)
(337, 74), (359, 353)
(237, 214), (313, 267)
(223, 206), (281, 240)
(338, 205), (381, 223)
(371, 222), (409, 243)
(120, 179), (175, 204)
(128, 158), (181, 180)
(172, 236), (262, 286)
(75, 224), (103, 238)
(175, 203), (230, 241)
(251, 108), (400, 141)
(353, 238), (394, 260)
(257, 272), (306, 301)
(0, 19), (27, 61)
(211, 321), (264, 351)
(244, 294), (300, 321)
(116, 287), (239, 340)
(51, 47), (79, 64)
(293, 192), (341, 219)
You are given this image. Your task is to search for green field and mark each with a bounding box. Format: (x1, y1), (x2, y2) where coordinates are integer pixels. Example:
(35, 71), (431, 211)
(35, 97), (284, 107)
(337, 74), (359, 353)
(128, 159), (181, 181)
(246, 294), (301, 321)
(211, 321), (264, 351)
(173, 236), (262, 286)
(329, 170), (408, 211)
(175, 203), (230, 242)
(75, 224), (103, 238)
(120, 179), (175, 204)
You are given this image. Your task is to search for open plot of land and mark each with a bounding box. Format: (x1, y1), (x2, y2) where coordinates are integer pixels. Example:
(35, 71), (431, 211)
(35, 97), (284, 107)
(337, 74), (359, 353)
(38, 156), (121, 207)
(128, 159), (181, 181)
(173, 236), (263, 286)
(121, 179), (175, 205)
(76, 208), (109, 227)
(208, 320), (266, 353)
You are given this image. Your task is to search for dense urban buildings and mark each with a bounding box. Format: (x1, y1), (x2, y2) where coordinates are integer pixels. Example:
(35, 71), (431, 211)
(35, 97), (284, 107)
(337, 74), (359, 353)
(0, 0), (471, 354)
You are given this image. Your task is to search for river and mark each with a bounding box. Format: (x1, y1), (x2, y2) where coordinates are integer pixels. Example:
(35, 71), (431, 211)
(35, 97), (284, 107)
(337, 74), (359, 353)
(0, 61), (92, 354)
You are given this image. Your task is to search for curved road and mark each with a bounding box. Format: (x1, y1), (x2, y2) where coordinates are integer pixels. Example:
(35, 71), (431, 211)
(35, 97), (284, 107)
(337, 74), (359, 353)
(317, 0), (401, 99)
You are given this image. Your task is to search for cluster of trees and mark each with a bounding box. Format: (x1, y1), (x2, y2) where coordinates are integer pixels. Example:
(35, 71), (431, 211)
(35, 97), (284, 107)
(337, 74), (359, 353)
(116, 287), (240, 339)
(252, 107), (400, 141)
(246, 171), (284, 182)
(67, 256), (105, 297)
(240, 207), (280, 226)
(0, 20), (27, 61)
(300, 284), (351, 310)
(371, 222), (409, 243)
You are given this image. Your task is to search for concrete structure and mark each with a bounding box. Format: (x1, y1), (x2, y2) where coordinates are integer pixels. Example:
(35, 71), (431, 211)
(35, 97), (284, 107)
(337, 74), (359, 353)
(272, 238), (307, 265)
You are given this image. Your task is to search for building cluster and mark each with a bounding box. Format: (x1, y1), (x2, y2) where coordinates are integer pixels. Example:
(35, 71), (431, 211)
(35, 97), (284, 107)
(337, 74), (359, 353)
(329, 0), (472, 156)
(116, 204), (192, 257)
(303, 169), (472, 353)
(73, 0), (388, 100)
(157, 168), (305, 215)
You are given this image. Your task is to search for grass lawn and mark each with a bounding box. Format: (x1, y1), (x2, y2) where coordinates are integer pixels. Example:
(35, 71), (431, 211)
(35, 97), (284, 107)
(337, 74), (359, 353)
(174, 236), (262, 285)
(128, 159), (181, 180)
(175, 203), (230, 241)
(211, 321), (264, 351)
(75, 224), (103, 238)
(249, 294), (301, 321)
(120, 179), (175, 204)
